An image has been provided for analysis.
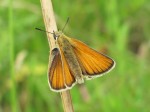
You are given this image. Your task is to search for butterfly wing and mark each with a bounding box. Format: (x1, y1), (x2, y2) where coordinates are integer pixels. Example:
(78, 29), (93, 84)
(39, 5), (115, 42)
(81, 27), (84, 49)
(59, 47), (76, 88)
(69, 38), (115, 78)
(48, 48), (76, 92)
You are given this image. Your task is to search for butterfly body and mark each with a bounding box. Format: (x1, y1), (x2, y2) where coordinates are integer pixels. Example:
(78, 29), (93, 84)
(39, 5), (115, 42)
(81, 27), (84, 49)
(48, 31), (115, 92)
(57, 33), (84, 84)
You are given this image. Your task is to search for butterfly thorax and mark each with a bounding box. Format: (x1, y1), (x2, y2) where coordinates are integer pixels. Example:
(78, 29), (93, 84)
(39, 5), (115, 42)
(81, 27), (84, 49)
(57, 34), (84, 84)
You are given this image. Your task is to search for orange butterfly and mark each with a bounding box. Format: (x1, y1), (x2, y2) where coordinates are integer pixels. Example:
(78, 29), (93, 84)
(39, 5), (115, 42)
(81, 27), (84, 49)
(47, 31), (115, 92)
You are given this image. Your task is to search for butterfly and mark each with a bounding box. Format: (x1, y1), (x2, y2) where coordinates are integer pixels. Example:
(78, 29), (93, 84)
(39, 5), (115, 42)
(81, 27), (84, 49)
(47, 31), (115, 92)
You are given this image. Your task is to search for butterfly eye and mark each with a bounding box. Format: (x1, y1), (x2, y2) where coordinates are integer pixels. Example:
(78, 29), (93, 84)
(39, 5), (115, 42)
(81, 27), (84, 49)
(52, 31), (57, 40)
(53, 34), (57, 40)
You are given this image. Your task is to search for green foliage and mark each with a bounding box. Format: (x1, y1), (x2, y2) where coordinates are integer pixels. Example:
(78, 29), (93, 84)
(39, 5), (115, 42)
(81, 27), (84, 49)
(0, 0), (150, 112)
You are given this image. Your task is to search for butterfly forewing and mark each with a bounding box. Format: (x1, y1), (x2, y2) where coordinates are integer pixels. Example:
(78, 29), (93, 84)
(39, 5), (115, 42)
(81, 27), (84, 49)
(48, 48), (76, 92)
(69, 38), (115, 77)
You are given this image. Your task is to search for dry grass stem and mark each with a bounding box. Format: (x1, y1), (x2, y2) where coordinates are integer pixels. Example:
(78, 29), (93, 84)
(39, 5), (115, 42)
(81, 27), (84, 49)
(39, 0), (74, 112)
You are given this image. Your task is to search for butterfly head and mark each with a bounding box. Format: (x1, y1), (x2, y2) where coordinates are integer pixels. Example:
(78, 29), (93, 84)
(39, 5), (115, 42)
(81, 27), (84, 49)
(53, 31), (63, 40)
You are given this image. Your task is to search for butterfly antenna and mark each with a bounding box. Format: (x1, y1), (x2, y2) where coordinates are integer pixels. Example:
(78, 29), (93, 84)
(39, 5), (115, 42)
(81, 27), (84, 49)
(62, 17), (69, 32)
(35, 28), (53, 34)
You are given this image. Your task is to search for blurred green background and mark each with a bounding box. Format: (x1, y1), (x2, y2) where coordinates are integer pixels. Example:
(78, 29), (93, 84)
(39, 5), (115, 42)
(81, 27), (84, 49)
(0, 0), (150, 112)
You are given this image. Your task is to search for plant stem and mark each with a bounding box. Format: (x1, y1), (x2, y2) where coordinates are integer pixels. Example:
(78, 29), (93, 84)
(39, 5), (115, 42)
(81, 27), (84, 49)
(9, 0), (18, 112)
(60, 90), (74, 112)
(39, 0), (74, 112)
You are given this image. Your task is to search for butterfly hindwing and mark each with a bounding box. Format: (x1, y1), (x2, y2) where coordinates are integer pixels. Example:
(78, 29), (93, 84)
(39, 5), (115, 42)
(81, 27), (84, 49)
(59, 46), (76, 88)
(48, 48), (66, 91)
(69, 38), (115, 77)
